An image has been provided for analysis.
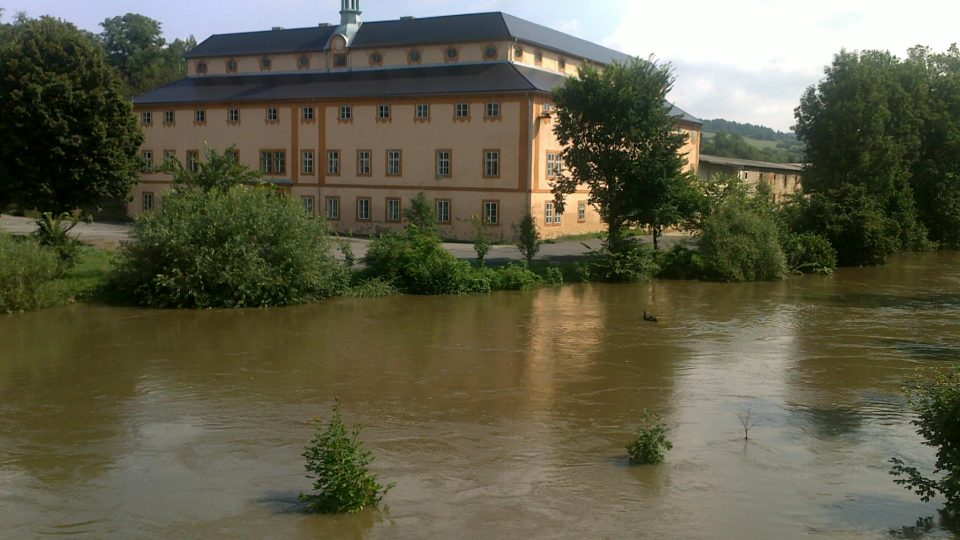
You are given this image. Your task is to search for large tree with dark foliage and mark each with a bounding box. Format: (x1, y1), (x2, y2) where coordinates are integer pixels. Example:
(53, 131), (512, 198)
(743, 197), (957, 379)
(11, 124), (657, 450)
(0, 16), (142, 213)
(551, 58), (695, 250)
(99, 13), (195, 98)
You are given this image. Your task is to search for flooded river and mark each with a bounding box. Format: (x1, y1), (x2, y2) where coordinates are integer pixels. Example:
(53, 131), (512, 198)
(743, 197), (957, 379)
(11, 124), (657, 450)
(2, 253), (959, 538)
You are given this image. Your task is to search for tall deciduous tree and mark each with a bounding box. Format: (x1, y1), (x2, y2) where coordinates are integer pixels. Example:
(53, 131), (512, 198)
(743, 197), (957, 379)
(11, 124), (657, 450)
(0, 16), (142, 213)
(551, 58), (694, 250)
(100, 13), (195, 98)
(794, 49), (929, 252)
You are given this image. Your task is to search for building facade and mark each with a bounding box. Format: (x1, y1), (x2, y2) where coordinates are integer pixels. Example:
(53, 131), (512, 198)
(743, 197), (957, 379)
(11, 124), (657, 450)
(697, 154), (803, 203)
(131, 1), (703, 240)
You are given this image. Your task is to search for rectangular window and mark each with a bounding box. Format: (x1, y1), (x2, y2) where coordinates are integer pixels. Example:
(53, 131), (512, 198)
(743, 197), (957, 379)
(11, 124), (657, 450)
(547, 152), (562, 178)
(333, 53), (347, 67)
(435, 199), (451, 224)
(302, 195), (315, 215)
(260, 150), (286, 174)
(357, 150), (372, 176)
(228, 108), (240, 123)
(578, 201), (587, 222)
(266, 107), (279, 122)
(455, 103), (469, 118)
(483, 201), (499, 225)
(325, 196), (340, 221)
(163, 111), (175, 124)
(436, 150), (451, 178)
(186, 150), (200, 173)
(416, 104), (430, 119)
(386, 198), (401, 222)
(386, 150), (402, 176)
(302, 106), (315, 121)
(141, 111), (152, 125)
(485, 103), (501, 118)
(142, 192), (155, 212)
(545, 202), (555, 225)
(302, 150), (315, 175)
(194, 109), (206, 123)
(163, 150), (176, 167)
(140, 150), (153, 173)
(357, 197), (371, 221)
(339, 105), (352, 120)
(225, 148), (239, 162)
(483, 150), (500, 178)
(326, 150), (340, 176)
(377, 104), (391, 119)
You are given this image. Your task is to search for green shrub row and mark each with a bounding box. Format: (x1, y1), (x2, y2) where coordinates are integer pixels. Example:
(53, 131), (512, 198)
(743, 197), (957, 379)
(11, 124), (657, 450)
(0, 233), (66, 313)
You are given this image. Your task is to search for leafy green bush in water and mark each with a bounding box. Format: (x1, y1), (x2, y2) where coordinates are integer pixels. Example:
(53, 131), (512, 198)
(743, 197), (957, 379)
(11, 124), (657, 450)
(699, 200), (786, 282)
(300, 402), (394, 514)
(627, 410), (673, 465)
(542, 265), (564, 286)
(0, 233), (65, 313)
(363, 229), (485, 295)
(891, 367), (960, 516)
(655, 242), (707, 280)
(782, 232), (837, 275)
(111, 186), (350, 308)
(487, 264), (542, 291)
(581, 237), (659, 282)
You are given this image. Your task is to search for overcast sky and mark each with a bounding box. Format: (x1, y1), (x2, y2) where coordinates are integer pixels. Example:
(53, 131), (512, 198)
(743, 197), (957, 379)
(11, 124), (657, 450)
(8, 0), (959, 131)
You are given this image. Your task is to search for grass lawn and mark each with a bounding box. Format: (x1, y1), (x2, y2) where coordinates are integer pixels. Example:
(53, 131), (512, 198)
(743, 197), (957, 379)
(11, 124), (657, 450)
(48, 245), (116, 304)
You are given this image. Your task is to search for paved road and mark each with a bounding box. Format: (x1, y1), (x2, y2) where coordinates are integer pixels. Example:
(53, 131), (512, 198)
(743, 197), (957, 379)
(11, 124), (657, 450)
(1, 214), (690, 263)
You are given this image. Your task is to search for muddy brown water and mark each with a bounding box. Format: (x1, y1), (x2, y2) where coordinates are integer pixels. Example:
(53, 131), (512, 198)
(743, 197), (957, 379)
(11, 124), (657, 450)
(2, 253), (959, 538)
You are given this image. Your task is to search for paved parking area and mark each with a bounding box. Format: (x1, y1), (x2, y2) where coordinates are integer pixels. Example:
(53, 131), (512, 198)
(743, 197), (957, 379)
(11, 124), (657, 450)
(1, 214), (690, 262)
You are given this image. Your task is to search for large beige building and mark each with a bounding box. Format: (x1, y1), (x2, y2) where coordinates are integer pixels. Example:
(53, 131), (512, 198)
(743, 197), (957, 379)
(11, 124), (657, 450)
(131, 1), (703, 240)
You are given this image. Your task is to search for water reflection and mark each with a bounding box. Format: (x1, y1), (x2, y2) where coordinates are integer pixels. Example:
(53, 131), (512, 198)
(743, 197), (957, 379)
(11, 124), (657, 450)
(1, 252), (959, 538)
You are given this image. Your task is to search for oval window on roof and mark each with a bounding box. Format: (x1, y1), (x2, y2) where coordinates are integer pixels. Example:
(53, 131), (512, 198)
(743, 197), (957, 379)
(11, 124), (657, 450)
(369, 52), (383, 66)
(514, 46), (523, 60)
(226, 59), (238, 72)
(298, 54), (310, 68)
(408, 49), (422, 64)
(445, 46), (459, 61)
(483, 45), (498, 60)
(260, 56), (272, 70)
(196, 62), (208, 74)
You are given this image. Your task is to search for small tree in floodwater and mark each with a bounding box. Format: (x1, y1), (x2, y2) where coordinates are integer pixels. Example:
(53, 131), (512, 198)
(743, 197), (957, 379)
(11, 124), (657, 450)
(300, 402), (393, 514)
(627, 410), (673, 465)
(891, 367), (960, 516)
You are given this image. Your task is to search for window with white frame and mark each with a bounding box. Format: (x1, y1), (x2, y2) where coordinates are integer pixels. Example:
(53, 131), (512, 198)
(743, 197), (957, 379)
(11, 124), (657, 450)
(483, 150), (500, 177)
(140, 150), (153, 173)
(377, 104), (391, 119)
(386, 198), (401, 222)
(545, 202), (555, 225)
(435, 199), (451, 224)
(325, 197), (340, 220)
(302, 150), (315, 175)
(142, 192), (155, 212)
(228, 108), (240, 123)
(266, 107), (279, 122)
(357, 150), (371, 175)
(302, 107), (315, 121)
(578, 201), (587, 222)
(386, 150), (402, 176)
(194, 109), (206, 123)
(455, 103), (469, 118)
(163, 111), (175, 124)
(186, 150), (200, 173)
(416, 104), (430, 119)
(302, 195), (315, 215)
(483, 201), (499, 225)
(485, 103), (501, 118)
(547, 152), (563, 177)
(327, 150), (340, 176)
(141, 111), (152, 125)
(436, 150), (451, 178)
(339, 105), (352, 120)
(357, 197), (371, 221)
(163, 150), (176, 167)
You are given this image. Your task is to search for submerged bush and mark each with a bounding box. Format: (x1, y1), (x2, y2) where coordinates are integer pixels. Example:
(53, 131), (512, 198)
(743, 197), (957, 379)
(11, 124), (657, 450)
(782, 232), (837, 275)
(655, 242), (706, 280)
(891, 367), (960, 516)
(627, 410), (673, 465)
(487, 263), (542, 291)
(582, 237), (659, 283)
(300, 402), (394, 514)
(699, 201), (786, 282)
(0, 233), (64, 313)
(112, 186), (350, 308)
(363, 229), (484, 295)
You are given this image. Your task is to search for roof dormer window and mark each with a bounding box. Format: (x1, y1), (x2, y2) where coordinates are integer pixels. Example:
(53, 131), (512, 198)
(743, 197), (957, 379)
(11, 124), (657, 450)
(483, 45), (498, 60)
(226, 58), (238, 73)
(298, 54), (310, 69)
(444, 46), (459, 63)
(260, 56), (272, 71)
(196, 61), (208, 75)
(407, 48), (422, 64)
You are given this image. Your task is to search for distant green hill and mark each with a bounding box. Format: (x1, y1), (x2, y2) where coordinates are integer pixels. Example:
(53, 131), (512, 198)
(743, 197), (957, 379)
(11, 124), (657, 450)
(701, 119), (805, 164)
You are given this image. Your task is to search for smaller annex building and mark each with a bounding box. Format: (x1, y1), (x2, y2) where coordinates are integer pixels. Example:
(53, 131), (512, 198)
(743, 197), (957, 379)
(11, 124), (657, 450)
(697, 154), (803, 202)
(131, 1), (703, 240)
